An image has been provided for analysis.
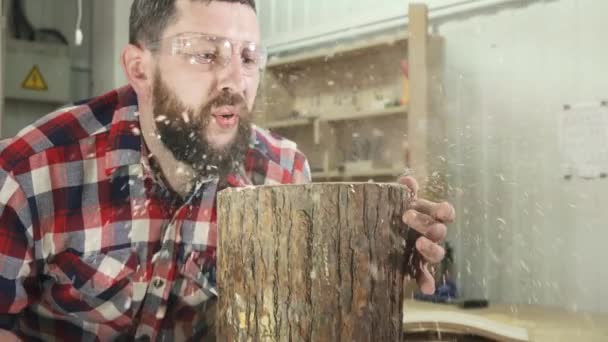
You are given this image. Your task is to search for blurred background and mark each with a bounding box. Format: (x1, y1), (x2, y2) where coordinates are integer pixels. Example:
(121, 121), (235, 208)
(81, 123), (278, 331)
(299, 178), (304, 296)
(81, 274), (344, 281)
(1, 0), (607, 340)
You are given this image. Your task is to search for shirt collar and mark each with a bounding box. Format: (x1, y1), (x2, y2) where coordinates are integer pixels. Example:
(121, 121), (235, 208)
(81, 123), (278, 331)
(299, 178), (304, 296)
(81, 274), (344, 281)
(104, 86), (144, 176)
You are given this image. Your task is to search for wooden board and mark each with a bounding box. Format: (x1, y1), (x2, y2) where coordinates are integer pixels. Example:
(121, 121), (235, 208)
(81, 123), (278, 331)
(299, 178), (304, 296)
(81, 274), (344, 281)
(404, 308), (529, 341)
(404, 299), (608, 342)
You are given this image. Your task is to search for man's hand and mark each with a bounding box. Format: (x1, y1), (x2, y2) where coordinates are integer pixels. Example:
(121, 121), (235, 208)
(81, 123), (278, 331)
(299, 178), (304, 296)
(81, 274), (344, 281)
(0, 329), (21, 342)
(399, 175), (455, 295)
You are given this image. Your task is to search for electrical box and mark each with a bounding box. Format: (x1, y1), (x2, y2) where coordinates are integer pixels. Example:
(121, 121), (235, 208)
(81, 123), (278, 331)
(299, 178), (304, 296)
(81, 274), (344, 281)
(4, 39), (71, 103)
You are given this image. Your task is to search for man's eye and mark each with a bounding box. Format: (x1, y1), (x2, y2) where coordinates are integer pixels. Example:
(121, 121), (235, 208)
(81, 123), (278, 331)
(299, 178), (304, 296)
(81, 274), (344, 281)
(190, 52), (217, 64)
(242, 55), (258, 67)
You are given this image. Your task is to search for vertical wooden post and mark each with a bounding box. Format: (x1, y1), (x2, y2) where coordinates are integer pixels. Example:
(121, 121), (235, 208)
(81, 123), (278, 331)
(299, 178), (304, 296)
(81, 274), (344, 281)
(217, 183), (413, 341)
(408, 4), (429, 187)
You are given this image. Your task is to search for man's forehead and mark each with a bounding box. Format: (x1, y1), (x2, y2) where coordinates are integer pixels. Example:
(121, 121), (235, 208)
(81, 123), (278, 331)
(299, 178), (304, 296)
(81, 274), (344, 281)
(168, 0), (260, 43)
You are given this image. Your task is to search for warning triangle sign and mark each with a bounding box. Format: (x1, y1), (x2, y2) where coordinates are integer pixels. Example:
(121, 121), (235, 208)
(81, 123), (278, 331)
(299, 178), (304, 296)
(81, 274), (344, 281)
(22, 65), (48, 91)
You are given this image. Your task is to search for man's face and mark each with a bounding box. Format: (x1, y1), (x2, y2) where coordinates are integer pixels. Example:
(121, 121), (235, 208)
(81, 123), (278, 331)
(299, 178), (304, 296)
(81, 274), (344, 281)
(152, 71), (251, 179)
(149, 1), (261, 175)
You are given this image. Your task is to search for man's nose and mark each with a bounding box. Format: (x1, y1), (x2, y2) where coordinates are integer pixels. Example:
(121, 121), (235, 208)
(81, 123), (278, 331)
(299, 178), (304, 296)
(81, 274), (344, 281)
(216, 54), (246, 94)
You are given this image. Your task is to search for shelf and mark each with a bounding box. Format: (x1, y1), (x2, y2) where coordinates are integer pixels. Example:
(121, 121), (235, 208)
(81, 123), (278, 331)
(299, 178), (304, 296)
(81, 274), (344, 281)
(321, 105), (408, 123)
(344, 166), (405, 178)
(312, 166), (405, 180)
(258, 4), (441, 194)
(263, 106), (408, 130)
(263, 117), (314, 129)
(267, 32), (408, 68)
(311, 170), (342, 179)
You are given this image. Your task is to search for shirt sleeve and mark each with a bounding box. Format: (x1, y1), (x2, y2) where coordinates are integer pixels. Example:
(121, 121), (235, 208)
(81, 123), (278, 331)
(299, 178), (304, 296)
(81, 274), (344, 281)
(0, 168), (36, 321)
(292, 150), (312, 184)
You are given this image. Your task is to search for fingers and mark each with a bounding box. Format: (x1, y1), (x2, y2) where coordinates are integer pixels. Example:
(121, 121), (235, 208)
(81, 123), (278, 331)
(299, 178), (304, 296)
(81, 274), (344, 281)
(403, 210), (447, 243)
(415, 236), (445, 264)
(410, 199), (455, 223)
(416, 260), (436, 295)
(405, 251), (437, 295)
(397, 175), (419, 199)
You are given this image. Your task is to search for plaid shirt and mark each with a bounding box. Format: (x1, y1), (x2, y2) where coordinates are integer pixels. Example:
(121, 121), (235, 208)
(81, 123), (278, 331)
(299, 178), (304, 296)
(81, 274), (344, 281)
(0, 86), (311, 341)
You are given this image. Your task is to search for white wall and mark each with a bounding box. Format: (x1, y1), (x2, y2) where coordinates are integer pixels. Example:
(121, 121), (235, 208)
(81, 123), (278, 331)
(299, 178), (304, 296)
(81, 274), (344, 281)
(259, 0), (408, 51)
(258, 0), (499, 54)
(91, 0), (131, 95)
(438, 0), (608, 313)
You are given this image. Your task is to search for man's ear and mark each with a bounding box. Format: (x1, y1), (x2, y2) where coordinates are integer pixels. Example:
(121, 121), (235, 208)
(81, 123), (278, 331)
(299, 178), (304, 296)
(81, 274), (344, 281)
(121, 44), (153, 95)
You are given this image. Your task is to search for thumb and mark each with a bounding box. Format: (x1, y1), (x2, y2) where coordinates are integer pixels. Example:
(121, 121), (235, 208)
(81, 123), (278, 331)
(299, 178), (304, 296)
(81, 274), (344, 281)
(417, 261), (436, 295)
(398, 175), (419, 200)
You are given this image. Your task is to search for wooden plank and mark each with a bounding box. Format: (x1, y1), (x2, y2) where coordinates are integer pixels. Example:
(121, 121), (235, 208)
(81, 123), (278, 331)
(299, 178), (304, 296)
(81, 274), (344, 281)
(407, 3), (430, 187)
(262, 117), (313, 129)
(343, 166), (406, 178)
(403, 299), (608, 342)
(321, 106), (408, 123)
(267, 32), (408, 68)
(425, 35), (447, 201)
(311, 170), (342, 179)
(264, 107), (408, 129)
(312, 166), (405, 180)
(404, 309), (529, 342)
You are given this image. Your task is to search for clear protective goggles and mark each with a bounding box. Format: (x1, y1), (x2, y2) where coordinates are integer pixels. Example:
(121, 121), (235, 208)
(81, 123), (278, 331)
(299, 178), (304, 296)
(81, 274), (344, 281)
(148, 32), (268, 75)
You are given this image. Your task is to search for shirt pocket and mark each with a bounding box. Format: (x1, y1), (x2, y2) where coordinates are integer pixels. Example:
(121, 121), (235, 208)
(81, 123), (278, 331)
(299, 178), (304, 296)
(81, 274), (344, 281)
(177, 250), (217, 306)
(45, 248), (138, 324)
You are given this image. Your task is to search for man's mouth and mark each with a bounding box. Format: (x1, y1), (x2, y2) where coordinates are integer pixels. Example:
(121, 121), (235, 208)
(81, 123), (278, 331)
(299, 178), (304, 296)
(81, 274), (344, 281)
(212, 106), (240, 129)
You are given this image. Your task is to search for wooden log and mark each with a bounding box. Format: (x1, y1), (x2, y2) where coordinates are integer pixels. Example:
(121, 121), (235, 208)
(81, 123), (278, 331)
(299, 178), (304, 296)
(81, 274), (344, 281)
(216, 183), (415, 341)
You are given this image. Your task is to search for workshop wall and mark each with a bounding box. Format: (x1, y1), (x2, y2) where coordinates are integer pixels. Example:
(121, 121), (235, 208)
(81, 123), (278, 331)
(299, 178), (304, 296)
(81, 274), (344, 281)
(438, 0), (608, 313)
(2, 0), (93, 138)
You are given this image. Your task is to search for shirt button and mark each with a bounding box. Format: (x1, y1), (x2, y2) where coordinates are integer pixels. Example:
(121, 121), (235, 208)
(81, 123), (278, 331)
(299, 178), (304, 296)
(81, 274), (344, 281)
(153, 279), (164, 288)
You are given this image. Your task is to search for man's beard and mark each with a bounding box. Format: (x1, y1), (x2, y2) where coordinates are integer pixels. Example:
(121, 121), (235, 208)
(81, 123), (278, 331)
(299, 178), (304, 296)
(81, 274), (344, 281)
(152, 73), (252, 185)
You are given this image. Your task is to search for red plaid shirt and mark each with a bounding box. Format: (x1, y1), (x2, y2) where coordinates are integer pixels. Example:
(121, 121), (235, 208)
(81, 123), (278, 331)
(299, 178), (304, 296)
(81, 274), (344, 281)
(0, 86), (311, 341)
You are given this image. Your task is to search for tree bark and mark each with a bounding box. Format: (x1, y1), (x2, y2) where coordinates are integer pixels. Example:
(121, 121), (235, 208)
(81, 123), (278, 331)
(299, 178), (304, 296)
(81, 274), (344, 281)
(216, 183), (413, 341)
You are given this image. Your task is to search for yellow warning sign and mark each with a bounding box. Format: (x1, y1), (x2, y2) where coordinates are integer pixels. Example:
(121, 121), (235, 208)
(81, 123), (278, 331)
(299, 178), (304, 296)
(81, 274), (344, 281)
(21, 65), (48, 91)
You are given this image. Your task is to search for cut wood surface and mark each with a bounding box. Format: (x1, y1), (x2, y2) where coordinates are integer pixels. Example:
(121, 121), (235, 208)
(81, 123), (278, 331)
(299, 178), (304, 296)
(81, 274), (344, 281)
(404, 308), (529, 341)
(404, 299), (608, 342)
(217, 183), (414, 341)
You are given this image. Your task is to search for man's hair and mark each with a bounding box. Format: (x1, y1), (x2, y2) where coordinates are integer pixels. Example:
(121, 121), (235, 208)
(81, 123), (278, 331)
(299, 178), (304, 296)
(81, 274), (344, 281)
(129, 0), (256, 45)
